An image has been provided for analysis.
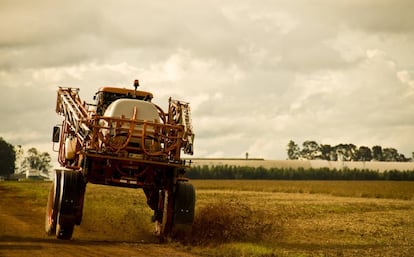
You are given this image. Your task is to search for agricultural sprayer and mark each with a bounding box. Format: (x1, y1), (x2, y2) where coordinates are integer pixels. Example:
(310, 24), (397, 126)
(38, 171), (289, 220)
(45, 80), (195, 240)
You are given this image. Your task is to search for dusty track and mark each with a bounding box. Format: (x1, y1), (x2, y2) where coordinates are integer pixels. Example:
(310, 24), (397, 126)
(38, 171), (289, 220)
(0, 186), (197, 257)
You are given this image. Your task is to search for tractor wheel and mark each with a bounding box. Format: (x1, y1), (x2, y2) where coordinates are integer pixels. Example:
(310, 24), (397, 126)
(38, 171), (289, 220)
(75, 185), (86, 225)
(155, 182), (196, 240)
(56, 170), (85, 240)
(172, 182), (196, 237)
(56, 221), (74, 240)
(156, 188), (175, 241)
(45, 170), (62, 236)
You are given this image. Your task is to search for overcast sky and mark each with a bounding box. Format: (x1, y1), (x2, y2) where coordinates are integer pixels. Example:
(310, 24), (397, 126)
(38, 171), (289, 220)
(1, 0), (414, 160)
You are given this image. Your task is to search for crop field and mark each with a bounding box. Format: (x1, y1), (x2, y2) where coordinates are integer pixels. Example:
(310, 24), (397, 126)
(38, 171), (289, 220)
(1, 180), (413, 257)
(191, 180), (414, 256)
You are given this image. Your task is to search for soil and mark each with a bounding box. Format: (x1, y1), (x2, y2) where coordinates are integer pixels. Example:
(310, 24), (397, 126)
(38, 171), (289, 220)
(0, 186), (198, 257)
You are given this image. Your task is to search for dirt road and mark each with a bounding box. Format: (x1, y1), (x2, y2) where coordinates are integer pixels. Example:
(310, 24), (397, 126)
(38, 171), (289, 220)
(0, 186), (198, 257)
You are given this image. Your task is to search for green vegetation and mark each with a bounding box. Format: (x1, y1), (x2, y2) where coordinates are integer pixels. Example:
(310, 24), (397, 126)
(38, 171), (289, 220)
(0, 138), (52, 178)
(0, 180), (50, 205)
(0, 137), (15, 177)
(187, 165), (414, 180)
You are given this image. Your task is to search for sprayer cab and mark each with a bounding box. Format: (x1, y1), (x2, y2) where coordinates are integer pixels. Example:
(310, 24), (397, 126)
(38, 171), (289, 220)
(94, 84), (154, 115)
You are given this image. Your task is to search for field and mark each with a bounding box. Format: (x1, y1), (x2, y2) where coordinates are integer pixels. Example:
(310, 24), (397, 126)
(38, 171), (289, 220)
(192, 180), (414, 256)
(1, 180), (413, 256)
(188, 159), (414, 172)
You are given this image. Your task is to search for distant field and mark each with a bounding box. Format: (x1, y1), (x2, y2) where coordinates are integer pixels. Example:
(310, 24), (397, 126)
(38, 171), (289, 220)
(192, 180), (414, 200)
(1, 180), (413, 257)
(188, 159), (414, 172)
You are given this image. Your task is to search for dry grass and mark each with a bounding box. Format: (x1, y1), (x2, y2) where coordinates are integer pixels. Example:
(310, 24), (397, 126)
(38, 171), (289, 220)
(189, 180), (414, 257)
(192, 180), (414, 200)
(77, 184), (155, 242)
(1, 180), (413, 256)
(189, 199), (282, 245)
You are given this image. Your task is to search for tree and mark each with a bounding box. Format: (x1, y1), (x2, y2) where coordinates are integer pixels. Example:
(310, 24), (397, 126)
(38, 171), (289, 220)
(24, 147), (52, 176)
(398, 154), (408, 162)
(0, 137), (16, 177)
(382, 148), (406, 162)
(14, 145), (25, 173)
(334, 144), (348, 161)
(358, 146), (372, 161)
(382, 148), (396, 161)
(320, 144), (333, 160)
(287, 140), (300, 160)
(372, 145), (383, 161)
(40, 152), (52, 172)
(301, 140), (321, 160)
(347, 144), (358, 161)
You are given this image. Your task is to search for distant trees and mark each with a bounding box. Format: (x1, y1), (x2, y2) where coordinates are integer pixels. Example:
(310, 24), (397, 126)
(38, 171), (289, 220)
(23, 148), (52, 176)
(383, 148), (406, 162)
(301, 141), (321, 160)
(286, 140), (410, 162)
(0, 140), (53, 178)
(13, 147), (52, 177)
(0, 137), (16, 177)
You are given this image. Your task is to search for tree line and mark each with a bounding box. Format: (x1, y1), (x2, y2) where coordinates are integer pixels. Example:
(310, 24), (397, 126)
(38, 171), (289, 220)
(287, 140), (412, 162)
(0, 137), (51, 178)
(187, 165), (414, 180)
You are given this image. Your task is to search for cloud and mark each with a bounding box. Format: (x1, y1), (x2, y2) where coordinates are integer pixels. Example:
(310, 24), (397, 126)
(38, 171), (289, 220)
(0, 0), (413, 160)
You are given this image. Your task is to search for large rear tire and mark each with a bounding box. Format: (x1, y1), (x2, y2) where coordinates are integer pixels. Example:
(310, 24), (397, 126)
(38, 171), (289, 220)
(155, 187), (175, 241)
(155, 181), (196, 240)
(45, 170), (62, 236)
(56, 170), (85, 240)
(172, 182), (196, 237)
(56, 220), (75, 240)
